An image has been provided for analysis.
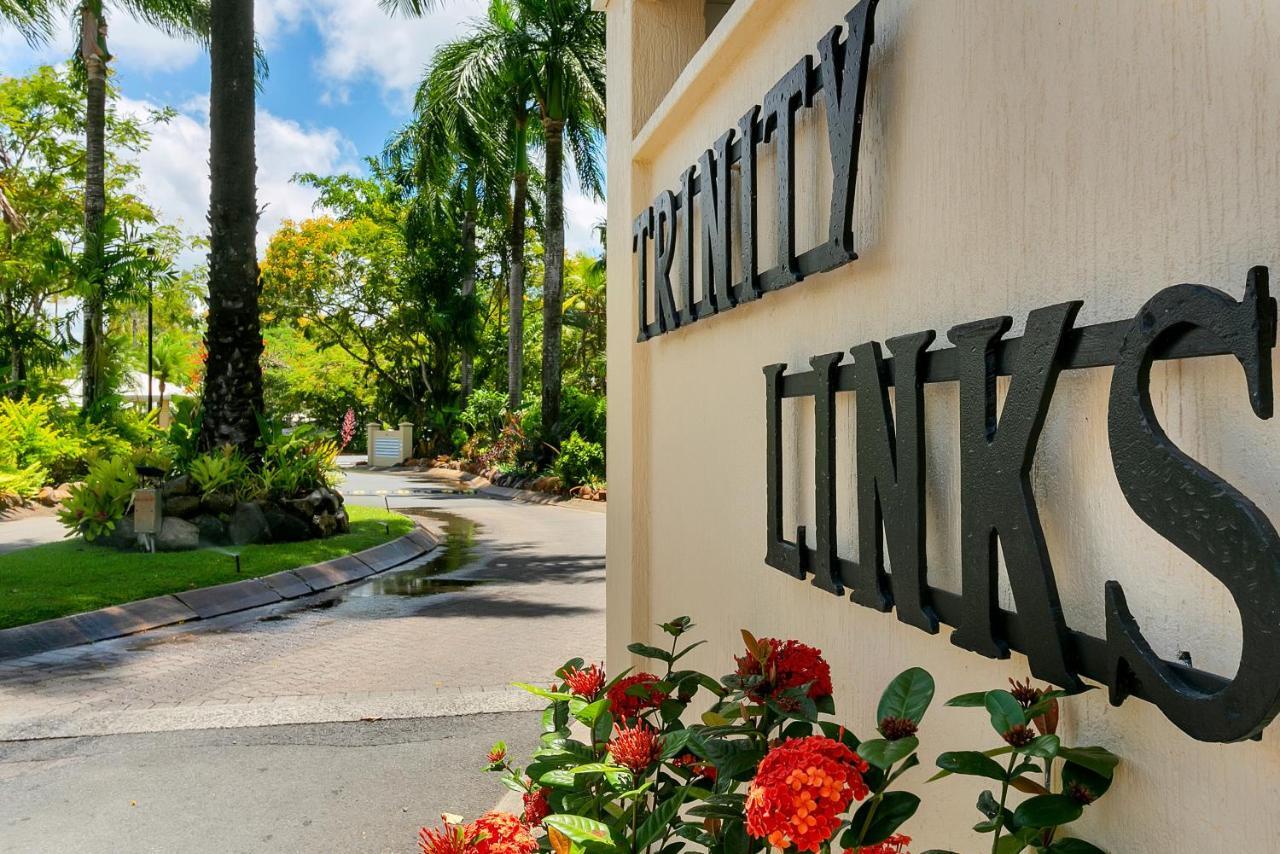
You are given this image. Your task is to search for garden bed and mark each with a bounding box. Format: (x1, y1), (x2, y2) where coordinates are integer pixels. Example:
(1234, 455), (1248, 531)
(0, 505), (412, 630)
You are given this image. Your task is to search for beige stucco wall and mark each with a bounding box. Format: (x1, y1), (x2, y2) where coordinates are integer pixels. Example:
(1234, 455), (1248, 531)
(604, 0), (1280, 849)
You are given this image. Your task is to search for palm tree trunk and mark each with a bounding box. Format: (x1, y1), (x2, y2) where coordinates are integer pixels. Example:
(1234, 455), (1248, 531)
(459, 181), (477, 401)
(80, 2), (107, 413)
(540, 117), (566, 444)
(506, 110), (529, 413)
(200, 0), (263, 455)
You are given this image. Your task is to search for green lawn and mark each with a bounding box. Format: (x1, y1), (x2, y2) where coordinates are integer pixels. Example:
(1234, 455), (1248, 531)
(0, 505), (414, 630)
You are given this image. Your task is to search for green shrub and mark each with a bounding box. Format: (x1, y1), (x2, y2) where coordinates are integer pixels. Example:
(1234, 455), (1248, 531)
(0, 463), (47, 499)
(0, 396), (86, 484)
(188, 447), (251, 497)
(253, 417), (340, 500)
(518, 388), (606, 448)
(552, 431), (605, 488)
(57, 456), (139, 542)
(460, 388), (509, 440)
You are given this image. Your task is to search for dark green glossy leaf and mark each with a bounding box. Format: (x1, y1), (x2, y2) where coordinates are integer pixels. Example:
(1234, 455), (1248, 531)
(986, 690), (1026, 735)
(847, 791), (920, 847)
(936, 750), (1007, 781)
(877, 667), (935, 725)
(571, 697), (611, 726)
(1018, 734), (1060, 759)
(636, 788), (688, 851)
(994, 834), (1026, 854)
(628, 642), (674, 663)
(946, 691), (988, 707)
(1061, 760), (1113, 801)
(858, 736), (919, 770)
(1056, 746), (1119, 779)
(1012, 794), (1084, 829)
(1048, 839), (1107, 853)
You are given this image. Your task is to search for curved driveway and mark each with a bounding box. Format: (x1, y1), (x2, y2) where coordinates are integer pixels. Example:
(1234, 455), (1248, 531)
(0, 467), (604, 853)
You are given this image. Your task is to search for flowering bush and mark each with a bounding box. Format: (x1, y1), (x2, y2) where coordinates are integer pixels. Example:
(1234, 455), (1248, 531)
(421, 618), (1120, 854)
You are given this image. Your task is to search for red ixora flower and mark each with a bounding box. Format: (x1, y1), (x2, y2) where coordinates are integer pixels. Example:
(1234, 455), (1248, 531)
(606, 672), (668, 721)
(609, 721), (664, 774)
(419, 819), (477, 854)
(487, 743), (506, 765)
(736, 638), (833, 705)
(745, 736), (870, 852)
(847, 834), (911, 854)
(521, 787), (551, 827)
(563, 663), (607, 698)
(471, 812), (537, 854)
(671, 751), (718, 782)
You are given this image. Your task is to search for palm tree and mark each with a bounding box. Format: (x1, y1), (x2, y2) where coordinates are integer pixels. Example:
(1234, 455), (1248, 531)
(522, 0), (604, 443)
(0, 0), (56, 44)
(383, 0), (604, 442)
(198, 0), (261, 454)
(387, 2), (536, 412)
(69, 0), (209, 412)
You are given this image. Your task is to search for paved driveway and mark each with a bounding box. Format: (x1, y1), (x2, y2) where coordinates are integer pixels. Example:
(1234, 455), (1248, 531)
(0, 468), (605, 853)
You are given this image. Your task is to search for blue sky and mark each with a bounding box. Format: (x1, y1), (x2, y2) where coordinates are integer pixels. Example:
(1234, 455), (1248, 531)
(0, 0), (605, 266)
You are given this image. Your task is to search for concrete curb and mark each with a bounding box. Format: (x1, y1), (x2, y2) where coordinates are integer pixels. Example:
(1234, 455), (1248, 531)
(422, 468), (607, 515)
(0, 520), (439, 663)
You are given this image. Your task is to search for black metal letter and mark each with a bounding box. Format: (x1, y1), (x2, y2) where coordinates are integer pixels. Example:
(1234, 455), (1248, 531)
(677, 166), (696, 327)
(948, 303), (1083, 690)
(811, 352), (844, 595)
(816, 0), (878, 266)
(697, 130), (735, 318)
(1105, 269), (1280, 742)
(633, 207), (653, 342)
(653, 190), (679, 333)
(761, 58), (812, 291)
(851, 332), (936, 630)
(736, 106), (762, 304)
(765, 363), (804, 578)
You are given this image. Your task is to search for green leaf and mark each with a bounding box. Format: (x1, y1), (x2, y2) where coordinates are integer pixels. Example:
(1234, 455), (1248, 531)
(1012, 794), (1084, 829)
(886, 752), (920, 786)
(995, 834), (1026, 854)
(849, 791), (920, 847)
(571, 697), (611, 726)
(637, 788), (689, 851)
(515, 682), (574, 703)
(1056, 746), (1120, 778)
(592, 709), (614, 746)
(985, 690), (1026, 734)
(570, 762), (625, 775)
(542, 815), (618, 849)
(670, 640), (706, 663)
(935, 750), (1008, 781)
(1061, 760), (1113, 801)
(628, 642), (674, 663)
(538, 769), (578, 789)
(1048, 839), (1107, 853)
(946, 691), (988, 707)
(1018, 734), (1060, 759)
(927, 746), (1012, 782)
(876, 667), (935, 725)
(857, 736), (919, 770)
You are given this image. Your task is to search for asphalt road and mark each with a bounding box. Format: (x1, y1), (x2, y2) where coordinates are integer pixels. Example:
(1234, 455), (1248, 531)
(0, 466), (605, 854)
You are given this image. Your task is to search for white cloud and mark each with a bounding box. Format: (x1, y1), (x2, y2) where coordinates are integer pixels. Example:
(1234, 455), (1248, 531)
(119, 96), (360, 265)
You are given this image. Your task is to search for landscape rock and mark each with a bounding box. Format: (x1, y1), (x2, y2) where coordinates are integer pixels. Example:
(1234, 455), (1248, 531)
(108, 515), (137, 549)
(228, 502), (271, 546)
(161, 475), (194, 498)
(202, 492), (236, 515)
(156, 517), (199, 552)
(35, 486), (57, 507)
(163, 494), (201, 519)
(264, 507), (311, 543)
(51, 483), (74, 504)
(191, 514), (228, 545)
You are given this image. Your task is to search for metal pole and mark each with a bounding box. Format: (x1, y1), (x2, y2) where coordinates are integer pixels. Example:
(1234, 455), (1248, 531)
(146, 246), (155, 412)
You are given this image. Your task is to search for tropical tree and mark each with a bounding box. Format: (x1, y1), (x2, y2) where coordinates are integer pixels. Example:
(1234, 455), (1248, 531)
(199, 0), (261, 454)
(66, 0), (210, 412)
(0, 0), (56, 44)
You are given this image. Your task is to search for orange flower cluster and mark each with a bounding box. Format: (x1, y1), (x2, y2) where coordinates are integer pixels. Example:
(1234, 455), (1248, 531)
(563, 663), (607, 698)
(606, 672), (668, 721)
(609, 721), (664, 774)
(735, 639), (833, 704)
(418, 813), (536, 854)
(847, 834), (911, 854)
(745, 737), (870, 852)
(522, 788), (551, 827)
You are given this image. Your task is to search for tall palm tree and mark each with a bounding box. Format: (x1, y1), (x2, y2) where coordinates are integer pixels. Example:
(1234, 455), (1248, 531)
(521, 0), (604, 443)
(0, 0), (55, 44)
(69, 0), (209, 412)
(388, 1), (536, 412)
(199, 0), (261, 454)
(383, 0), (604, 442)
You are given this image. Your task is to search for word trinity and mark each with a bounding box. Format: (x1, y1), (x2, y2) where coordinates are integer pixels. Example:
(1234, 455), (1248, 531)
(632, 0), (879, 341)
(764, 270), (1280, 744)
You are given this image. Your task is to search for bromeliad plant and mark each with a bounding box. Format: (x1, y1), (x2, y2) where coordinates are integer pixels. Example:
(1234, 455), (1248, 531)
(421, 617), (932, 854)
(930, 680), (1120, 854)
(417, 619), (1121, 854)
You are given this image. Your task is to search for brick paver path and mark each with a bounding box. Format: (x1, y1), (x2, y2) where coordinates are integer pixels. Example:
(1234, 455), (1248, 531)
(0, 473), (605, 741)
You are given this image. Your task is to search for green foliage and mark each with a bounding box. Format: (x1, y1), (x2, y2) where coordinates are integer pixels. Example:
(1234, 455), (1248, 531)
(0, 396), (86, 484)
(0, 462), (46, 499)
(460, 388), (510, 440)
(552, 430), (604, 488)
(56, 456), (139, 542)
(261, 324), (374, 442)
(188, 446), (250, 497)
(932, 683), (1119, 852)
(253, 417), (341, 500)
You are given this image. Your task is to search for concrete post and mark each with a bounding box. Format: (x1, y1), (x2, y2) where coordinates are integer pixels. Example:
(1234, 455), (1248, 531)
(399, 422), (414, 462)
(366, 423), (378, 465)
